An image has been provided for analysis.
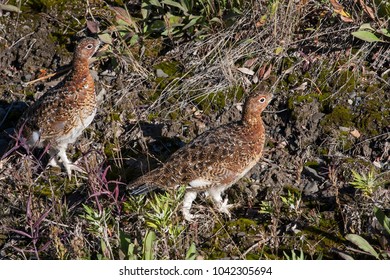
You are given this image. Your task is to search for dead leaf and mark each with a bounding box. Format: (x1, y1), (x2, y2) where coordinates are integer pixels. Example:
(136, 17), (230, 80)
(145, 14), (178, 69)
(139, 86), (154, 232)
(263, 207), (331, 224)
(258, 64), (272, 80)
(0, 4), (21, 13)
(329, 0), (353, 22)
(350, 129), (361, 138)
(359, 0), (376, 21)
(252, 75), (258, 84)
(243, 57), (258, 68)
(87, 20), (99, 34)
(293, 82), (308, 91)
(340, 15), (354, 23)
(258, 64), (266, 79)
(109, 6), (139, 32)
(38, 69), (48, 78)
(263, 64), (272, 80)
(243, 76), (252, 86)
(255, 15), (267, 28)
(237, 67), (255, 76)
(329, 0), (343, 10)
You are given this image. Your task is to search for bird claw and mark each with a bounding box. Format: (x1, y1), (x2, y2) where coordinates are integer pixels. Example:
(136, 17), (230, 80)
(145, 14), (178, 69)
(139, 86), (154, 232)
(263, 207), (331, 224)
(47, 158), (60, 168)
(183, 210), (201, 222)
(218, 198), (234, 218)
(65, 163), (86, 179)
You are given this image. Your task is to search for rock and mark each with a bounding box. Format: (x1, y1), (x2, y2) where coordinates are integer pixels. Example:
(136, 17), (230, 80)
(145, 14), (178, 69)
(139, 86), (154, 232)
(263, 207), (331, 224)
(156, 68), (169, 78)
(303, 181), (319, 195)
(303, 166), (325, 181)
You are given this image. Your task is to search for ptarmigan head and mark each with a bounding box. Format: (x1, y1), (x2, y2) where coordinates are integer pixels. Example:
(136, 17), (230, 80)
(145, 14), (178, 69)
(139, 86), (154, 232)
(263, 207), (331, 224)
(73, 37), (100, 62)
(242, 90), (273, 125)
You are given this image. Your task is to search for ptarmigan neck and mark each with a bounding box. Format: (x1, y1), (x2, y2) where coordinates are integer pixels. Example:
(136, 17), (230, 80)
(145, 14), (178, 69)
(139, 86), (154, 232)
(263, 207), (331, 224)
(242, 110), (264, 127)
(72, 58), (90, 78)
(68, 59), (93, 89)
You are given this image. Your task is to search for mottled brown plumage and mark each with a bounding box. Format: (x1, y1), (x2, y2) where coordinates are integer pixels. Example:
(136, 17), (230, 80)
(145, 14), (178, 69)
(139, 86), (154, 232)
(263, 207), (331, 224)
(17, 37), (100, 178)
(128, 89), (273, 221)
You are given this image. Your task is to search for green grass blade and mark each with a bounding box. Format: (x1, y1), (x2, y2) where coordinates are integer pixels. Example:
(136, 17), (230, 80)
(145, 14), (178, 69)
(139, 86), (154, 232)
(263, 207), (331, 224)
(351, 31), (383, 42)
(143, 230), (156, 260)
(345, 234), (379, 259)
(185, 242), (197, 260)
(374, 206), (390, 235)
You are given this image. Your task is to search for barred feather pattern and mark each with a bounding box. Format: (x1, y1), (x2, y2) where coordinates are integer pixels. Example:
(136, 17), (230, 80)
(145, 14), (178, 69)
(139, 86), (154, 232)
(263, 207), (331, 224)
(128, 89), (273, 221)
(17, 37), (100, 178)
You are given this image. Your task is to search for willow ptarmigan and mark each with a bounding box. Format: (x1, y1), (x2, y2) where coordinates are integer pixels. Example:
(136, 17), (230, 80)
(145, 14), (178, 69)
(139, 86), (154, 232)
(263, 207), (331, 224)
(17, 37), (100, 178)
(128, 89), (273, 221)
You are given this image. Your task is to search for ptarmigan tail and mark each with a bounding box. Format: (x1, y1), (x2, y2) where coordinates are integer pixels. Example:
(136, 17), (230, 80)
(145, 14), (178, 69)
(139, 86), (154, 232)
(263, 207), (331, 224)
(127, 169), (161, 195)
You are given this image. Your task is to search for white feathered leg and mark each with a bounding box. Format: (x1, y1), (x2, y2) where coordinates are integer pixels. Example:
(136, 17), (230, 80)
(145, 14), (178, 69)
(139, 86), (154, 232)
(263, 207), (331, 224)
(57, 145), (85, 179)
(182, 191), (198, 222)
(207, 187), (233, 218)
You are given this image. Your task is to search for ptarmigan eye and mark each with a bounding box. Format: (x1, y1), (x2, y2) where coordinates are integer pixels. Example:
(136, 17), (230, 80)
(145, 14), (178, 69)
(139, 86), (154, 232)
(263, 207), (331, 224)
(86, 44), (94, 49)
(259, 97), (266, 103)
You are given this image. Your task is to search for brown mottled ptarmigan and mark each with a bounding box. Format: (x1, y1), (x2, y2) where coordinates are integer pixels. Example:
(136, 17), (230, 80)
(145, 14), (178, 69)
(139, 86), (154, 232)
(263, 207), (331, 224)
(127, 88), (273, 221)
(16, 37), (100, 178)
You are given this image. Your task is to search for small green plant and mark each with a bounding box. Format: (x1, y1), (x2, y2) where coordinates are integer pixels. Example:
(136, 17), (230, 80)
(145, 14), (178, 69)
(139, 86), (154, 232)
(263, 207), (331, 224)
(352, 23), (390, 43)
(280, 189), (302, 214)
(118, 229), (156, 260)
(99, 6), (140, 46)
(142, 230), (157, 260)
(118, 229), (198, 260)
(283, 249), (305, 260)
(100, 0), (244, 46)
(144, 186), (186, 239)
(141, 0), (243, 40)
(258, 201), (273, 214)
(82, 204), (114, 259)
(350, 169), (380, 196)
(344, 207), (390, 260)
(185, 242), (198, 260)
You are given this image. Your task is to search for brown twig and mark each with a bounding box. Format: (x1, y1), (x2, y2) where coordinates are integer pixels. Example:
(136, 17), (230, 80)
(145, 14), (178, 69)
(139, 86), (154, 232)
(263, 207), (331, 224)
(22, 66), (72, 87)
(22, 44), (109, 87)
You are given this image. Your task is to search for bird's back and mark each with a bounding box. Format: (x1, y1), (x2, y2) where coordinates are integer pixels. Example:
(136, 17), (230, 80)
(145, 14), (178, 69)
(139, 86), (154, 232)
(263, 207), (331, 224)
(129, 119), (265, 193)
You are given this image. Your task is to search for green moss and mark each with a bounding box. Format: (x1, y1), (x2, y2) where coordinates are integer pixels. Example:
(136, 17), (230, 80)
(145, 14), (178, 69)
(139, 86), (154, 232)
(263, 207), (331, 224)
(168, 111), (179, 121)
(194, 86), (244, 114)
(154, 61), (181, 77)
(356, 94), (389, 136)
(321, 105), (353, 129)
(365, 84), (379, 94)
(287, 91), (331, 114)
(104, 142), (116, 158)
(110, 112), (121, 122)
(33, 172), (78, 197)
(225, 218), (259, 235)
(298, 215), (344, 257)
(202, 217), (262, 259)
(142, 38), (163, 59)
(335, 130), (357, 151)
(304, 161), (320, 168)
(319, 147), (329, 156)
(149, 61), (184, 101)
(334, 70), (357, 92)
(320, 107), (356, 149)
(147, 112), (159, 122)
(23, 89), (35, 98)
